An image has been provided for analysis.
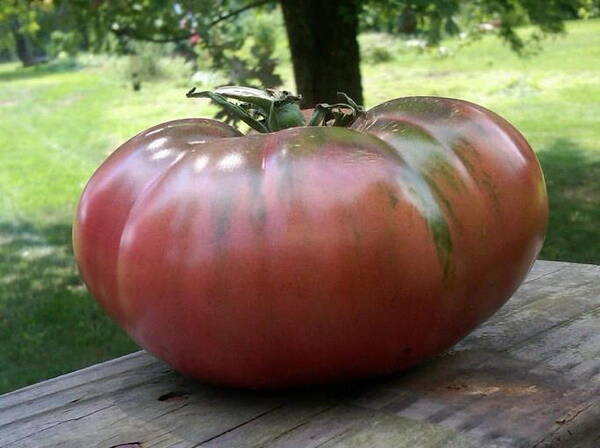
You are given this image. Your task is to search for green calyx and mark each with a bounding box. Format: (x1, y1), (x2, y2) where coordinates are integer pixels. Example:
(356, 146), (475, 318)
(186, 86), (365, 133)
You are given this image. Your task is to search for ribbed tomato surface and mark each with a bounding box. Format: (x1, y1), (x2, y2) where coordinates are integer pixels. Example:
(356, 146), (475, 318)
(73, 97), (547, 388)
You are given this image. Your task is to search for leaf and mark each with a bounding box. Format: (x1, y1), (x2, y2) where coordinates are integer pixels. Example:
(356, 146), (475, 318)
(215, 86), (274, 106)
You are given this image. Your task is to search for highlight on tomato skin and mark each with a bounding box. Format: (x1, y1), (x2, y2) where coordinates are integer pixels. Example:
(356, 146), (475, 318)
(73, 89), (547, 389)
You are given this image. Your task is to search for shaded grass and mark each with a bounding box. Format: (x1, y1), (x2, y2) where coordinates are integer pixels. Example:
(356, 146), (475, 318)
(0, 220), (138, 393)
(538, 139), (600, 264)
(1, 18), (600, 394)
(0, 59), (80, 83)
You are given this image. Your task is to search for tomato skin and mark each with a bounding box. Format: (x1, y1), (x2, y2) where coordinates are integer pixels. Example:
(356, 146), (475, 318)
(73, 119), (241, 324)
(73, 97), (547, 388)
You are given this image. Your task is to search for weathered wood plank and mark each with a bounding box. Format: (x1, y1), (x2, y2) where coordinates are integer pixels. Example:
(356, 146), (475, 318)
(0, 354), (164, 429)
(454, 261), (600, 352)
(0, 374), (281, 448)
(533, 399), (600, 448)
(352, 350), (572, 445)
(196, 394), (341, 448)
(200, 401), (497, 448)
(260, 404), (495, 448)
(1, 375), (284, 447)
(0, 260), (598, 448)
(351, 261), (600, 447)
(0, 351), (153, 409)
(524, 260), (567, 284)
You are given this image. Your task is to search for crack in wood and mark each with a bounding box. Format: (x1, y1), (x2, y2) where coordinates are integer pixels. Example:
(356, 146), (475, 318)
(4, 403), (115, 447)
(313, 427), (354, 447)
(555, 402), (595, 425)
(157, 391), (191, 402)
(0, 353), (154, 410)
(148, 402), (192, 423)
(0, 375), (167, 432)
(523, 265), (568, 284)
(192, 405), (285, 447)
(0, 359), (160, 421)
(497, 275), (600, 327)
(503, 302), (600, 354)
(142, 429), (176, 446)
(532, 401), (596, 448)
(259, 405), (340, 446)
(108, 443), (142, 448)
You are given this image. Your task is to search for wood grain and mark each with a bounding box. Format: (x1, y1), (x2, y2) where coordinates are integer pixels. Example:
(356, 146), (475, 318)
(1, 260), (598, 448)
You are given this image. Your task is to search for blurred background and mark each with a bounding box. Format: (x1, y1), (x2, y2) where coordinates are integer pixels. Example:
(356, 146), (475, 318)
(1, 0), (599, 394)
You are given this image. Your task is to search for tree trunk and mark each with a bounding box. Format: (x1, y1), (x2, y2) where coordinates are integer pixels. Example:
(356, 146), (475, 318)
(397, 5), (418, 35)
(10, 20), (35, 67)
(78, 22), (90, 51)
(280, 0), (363, 108)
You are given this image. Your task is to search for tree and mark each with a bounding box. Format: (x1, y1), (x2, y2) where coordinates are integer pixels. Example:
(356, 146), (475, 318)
(279, 0), (586, 105)
(359, 0), (584, 54)
(1, 0), (592, 104)
(0, 0), (95, 66)
(280, 0), (363, 106)
(93, 0), (586, 106)
(0, 0), (50, 66)
(94, 0), (283, 88)
(95, 0), (364, 105)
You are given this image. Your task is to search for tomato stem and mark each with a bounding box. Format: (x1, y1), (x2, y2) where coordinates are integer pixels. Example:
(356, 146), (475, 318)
(186, 86), (365, 133)
(186, 87), (270, 133)
(311, 93), (366, 128)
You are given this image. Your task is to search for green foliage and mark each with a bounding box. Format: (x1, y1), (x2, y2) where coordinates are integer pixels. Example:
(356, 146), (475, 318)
(194, 9), (285, 124)
(48, 30), (81, 58)
(0, 0), (54, 65)
(361, 0), (595, 55)
(120, 41), (193, 85)
(0, 0), (47, 36)
(222, 11), (283, 87)
(359, 33), (405, 63)
(367, 45), (395, 63)
(0, 30), (15, 59)
(1, 0), (592, 83)
(93, 1), (284, 101)
(577, 0), (600, 17)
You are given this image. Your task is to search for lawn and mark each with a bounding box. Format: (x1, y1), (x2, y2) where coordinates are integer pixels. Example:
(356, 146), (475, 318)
(1, 18), (600, 394)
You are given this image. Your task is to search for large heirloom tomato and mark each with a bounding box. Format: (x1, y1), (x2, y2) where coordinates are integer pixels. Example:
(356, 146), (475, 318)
(73, 88), (547, 388)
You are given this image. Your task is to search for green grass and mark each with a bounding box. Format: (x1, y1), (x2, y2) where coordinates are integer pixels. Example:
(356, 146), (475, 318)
(0, 61), (217, 393)
(1, 18), (600, 394)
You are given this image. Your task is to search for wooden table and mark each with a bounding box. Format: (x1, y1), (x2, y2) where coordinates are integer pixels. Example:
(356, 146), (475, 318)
(1, 260), (599, 448)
